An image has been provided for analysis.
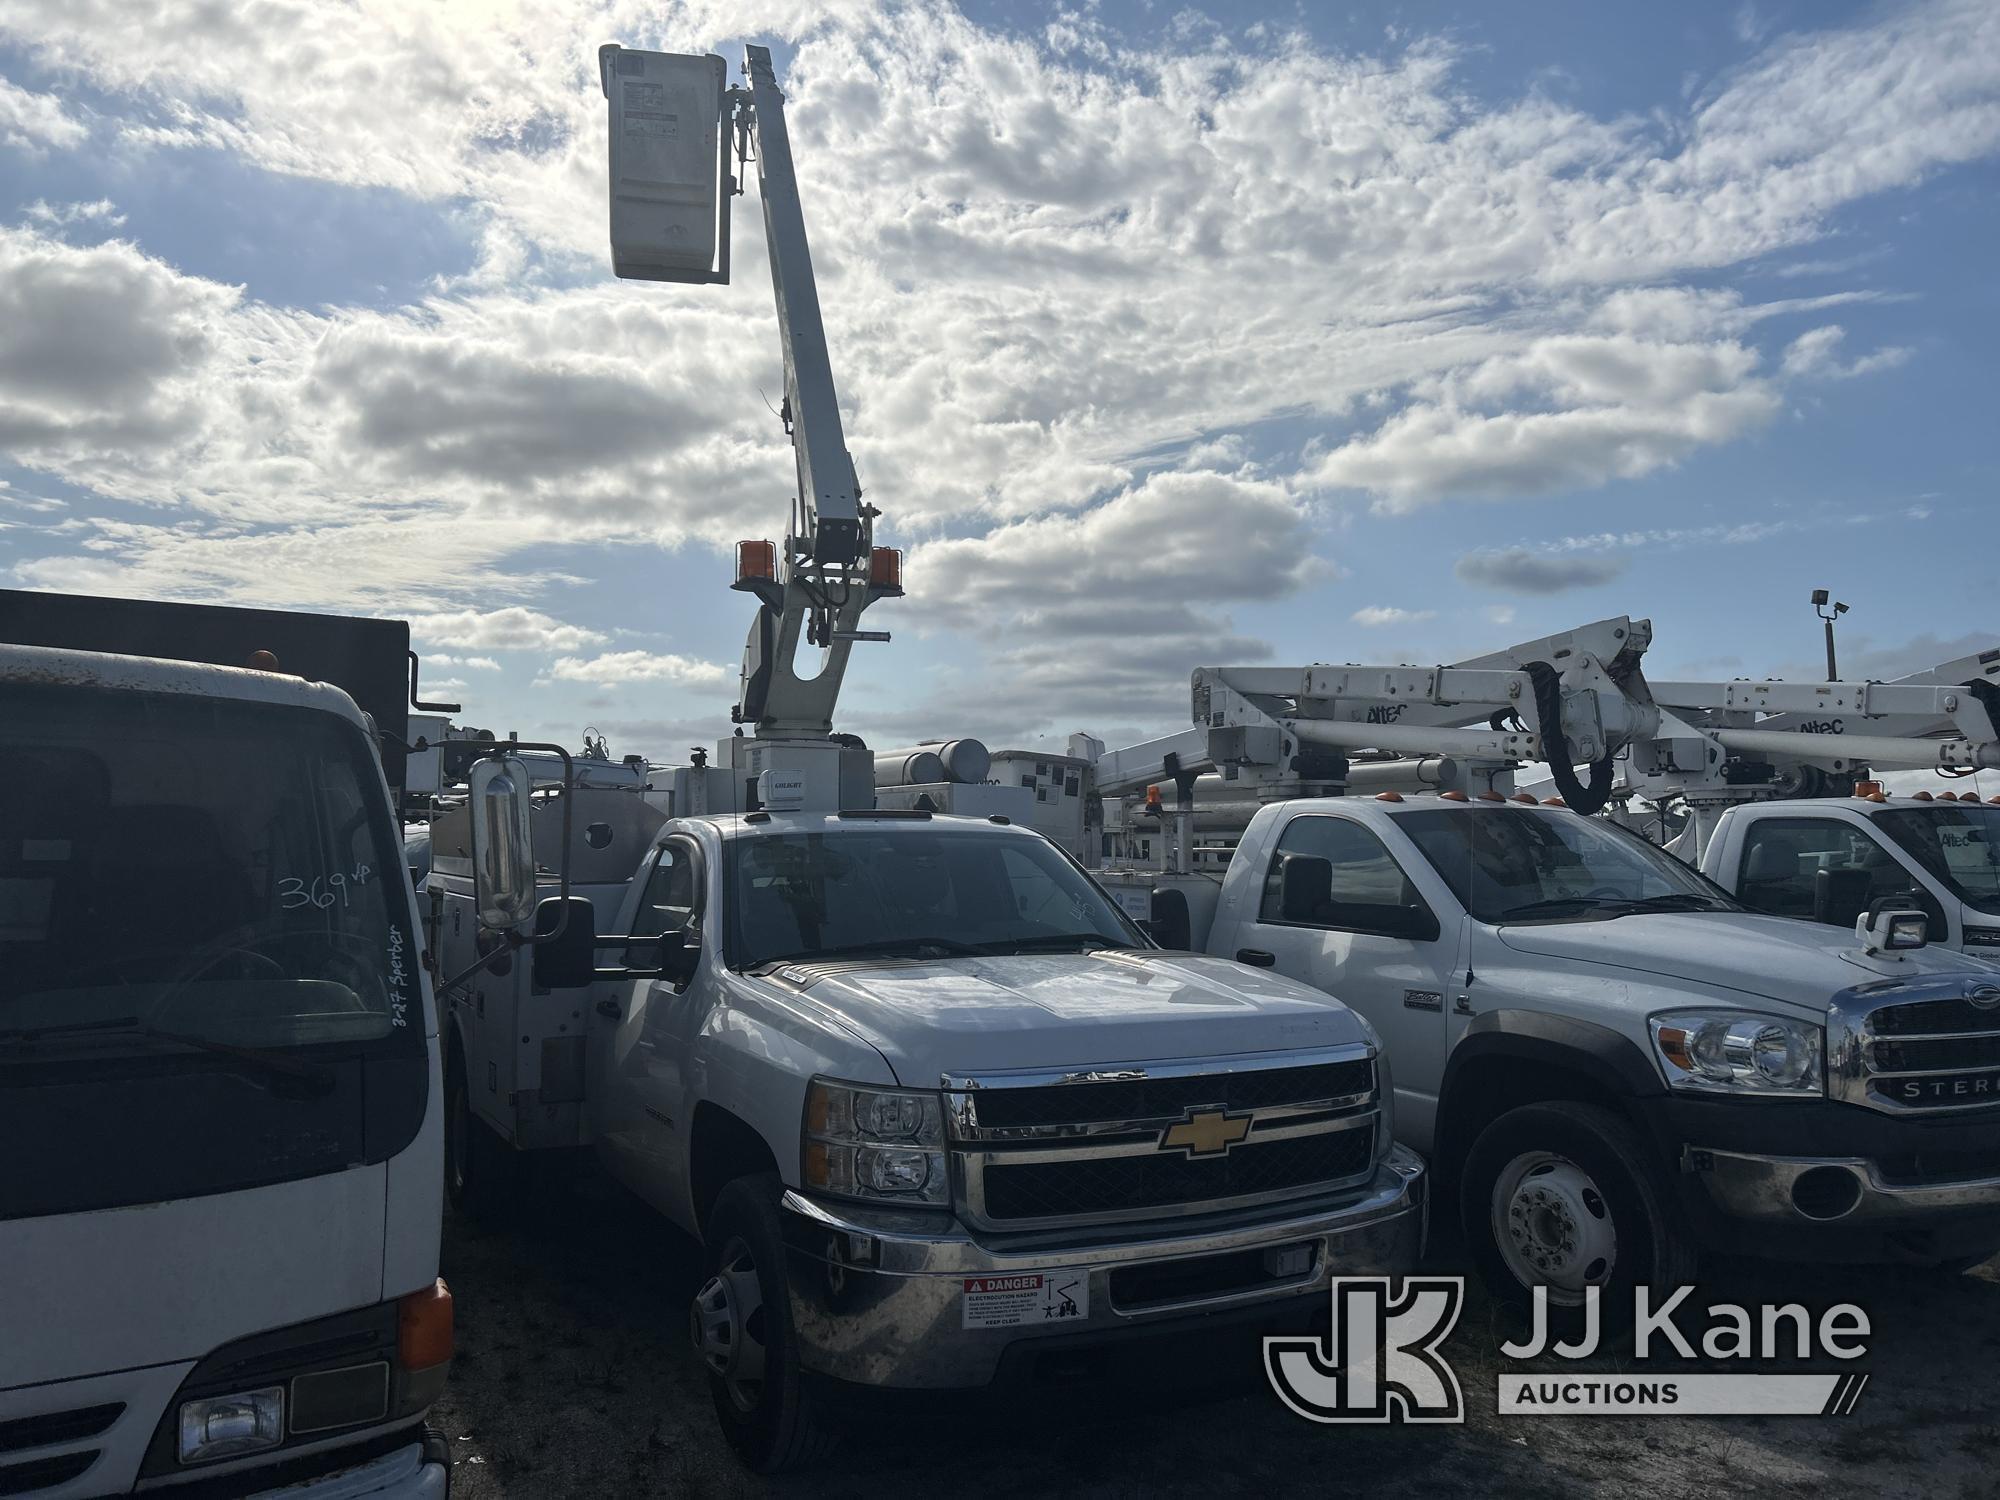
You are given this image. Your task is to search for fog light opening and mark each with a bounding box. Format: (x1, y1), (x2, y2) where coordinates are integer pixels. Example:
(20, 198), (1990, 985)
(1791, 1166), (1863, 1221)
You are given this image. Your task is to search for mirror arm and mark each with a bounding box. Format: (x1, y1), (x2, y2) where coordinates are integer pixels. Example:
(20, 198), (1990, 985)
(436, 930), (527, 1000)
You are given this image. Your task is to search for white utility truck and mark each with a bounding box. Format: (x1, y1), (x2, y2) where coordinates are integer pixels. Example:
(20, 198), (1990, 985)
(1089, 623), (2000, 1314)
(422, 43), (1427, 1474)
(0, 594), (464, 1499)
(1698, 788), (2000, 957)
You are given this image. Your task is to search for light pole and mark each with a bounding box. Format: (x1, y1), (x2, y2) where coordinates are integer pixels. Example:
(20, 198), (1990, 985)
(1811, 589), (1849, 680)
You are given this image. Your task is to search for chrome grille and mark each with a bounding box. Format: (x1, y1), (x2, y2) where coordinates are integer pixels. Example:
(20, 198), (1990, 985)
(1830, 979), (2000, 1115)
(945, 1046), (1379, 1230)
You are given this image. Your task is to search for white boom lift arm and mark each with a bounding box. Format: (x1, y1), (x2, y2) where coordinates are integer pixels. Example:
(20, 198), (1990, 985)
(1090, 617), (1663, 867)
(1624, 646), (2000, 856)
(601, 43), (899, 743)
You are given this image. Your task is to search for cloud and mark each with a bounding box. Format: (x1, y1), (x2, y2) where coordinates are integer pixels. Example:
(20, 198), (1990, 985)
(404, 607), (608, 655)
(1454, 547), (1629, 595)
(1351, 605), (1436, 626)
(0, 77), (85, 152)
(422, 653), (501, 671)
(1781, 325), (1913, 379)
(1779, 631), (2000, 683)
(1304, 335), (1782, 510)
(0, 227), (235, 462)
(538, 650), (728, 689)
(22, 197), (125, 228)
(0, 0), (1997, 736)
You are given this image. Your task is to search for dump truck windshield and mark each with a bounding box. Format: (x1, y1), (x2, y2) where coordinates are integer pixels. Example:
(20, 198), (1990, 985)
(726, 827), (1144, 969)
(0, 680), (426, 1219)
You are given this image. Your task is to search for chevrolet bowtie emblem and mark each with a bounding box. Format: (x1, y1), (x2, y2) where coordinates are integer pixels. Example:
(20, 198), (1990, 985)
(1159, 1108), (1251, 1158)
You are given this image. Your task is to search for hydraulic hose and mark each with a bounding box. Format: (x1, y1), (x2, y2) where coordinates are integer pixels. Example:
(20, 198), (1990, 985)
(1524, 660), (1616, 816)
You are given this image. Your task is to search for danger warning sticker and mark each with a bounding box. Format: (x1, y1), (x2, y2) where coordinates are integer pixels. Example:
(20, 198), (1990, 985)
(961, 1270), (1090, 1329)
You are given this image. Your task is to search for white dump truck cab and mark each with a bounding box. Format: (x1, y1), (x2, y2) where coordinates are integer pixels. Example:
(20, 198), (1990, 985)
(1701, 791), (2000, 957)
(1105, 793), (2000, 1313)
(0, 643), (451, 1500)
(430, 805), (1424, 1471)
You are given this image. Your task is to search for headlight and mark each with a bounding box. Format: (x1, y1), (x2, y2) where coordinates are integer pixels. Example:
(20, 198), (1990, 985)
(803, 1079), (948, 1206)
(1649, 1011), (1823, 1096)
(178, 1387), (283, 1464)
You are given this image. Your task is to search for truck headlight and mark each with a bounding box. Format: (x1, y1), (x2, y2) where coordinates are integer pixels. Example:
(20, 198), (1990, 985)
(803, 1079), (948, 1206)
(1649, 1011), (1823, 1096)
(178, 1387), (283, 1464)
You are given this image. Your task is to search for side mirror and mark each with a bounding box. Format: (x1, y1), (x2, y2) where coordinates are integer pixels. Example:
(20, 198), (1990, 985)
(656, 927), (702, 985)
(1144, 888), (1192, 950)
(1813, 867), (1872, 929)
(532, 897), (598, 990)
(1278, 854), (1333, 923)
(469, 755), (537, 931)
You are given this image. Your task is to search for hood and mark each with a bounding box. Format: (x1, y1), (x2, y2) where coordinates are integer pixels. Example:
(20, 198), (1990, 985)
(749, 950), (1368, 1084)
(1494, 911), (1983, 1015)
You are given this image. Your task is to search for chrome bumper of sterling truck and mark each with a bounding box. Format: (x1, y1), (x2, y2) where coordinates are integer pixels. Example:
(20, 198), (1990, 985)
(778, 1144), (1426, 1390)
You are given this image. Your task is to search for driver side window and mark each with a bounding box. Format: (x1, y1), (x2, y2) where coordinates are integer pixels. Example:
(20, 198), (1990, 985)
(632, 844), (697, 937)
(1258, 816), (1435, 938)
(1736, 817), (1940, 929)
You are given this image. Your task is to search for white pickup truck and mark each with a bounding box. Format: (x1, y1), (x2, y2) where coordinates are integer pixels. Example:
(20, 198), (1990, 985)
(1101, 792), (2000, 1316)
(1699, 790), (2000, 956)
(426, 798), (1424, 1472)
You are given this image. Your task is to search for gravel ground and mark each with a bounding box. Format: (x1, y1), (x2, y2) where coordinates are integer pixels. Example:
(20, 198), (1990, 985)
(435, 1174), (2000, 1499)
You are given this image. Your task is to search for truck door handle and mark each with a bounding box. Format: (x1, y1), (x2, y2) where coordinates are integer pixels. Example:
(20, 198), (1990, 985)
(595, 999), (622, 1020)
(1235, 948), (1276, 968)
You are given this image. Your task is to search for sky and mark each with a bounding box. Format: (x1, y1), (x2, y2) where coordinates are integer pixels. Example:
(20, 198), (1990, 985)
(0, 0), (1995, 766)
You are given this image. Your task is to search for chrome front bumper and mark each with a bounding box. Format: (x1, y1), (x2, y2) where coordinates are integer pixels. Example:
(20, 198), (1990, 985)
(779, 1145), (1426, 1389)
(1689, 1146), (2000, 1223)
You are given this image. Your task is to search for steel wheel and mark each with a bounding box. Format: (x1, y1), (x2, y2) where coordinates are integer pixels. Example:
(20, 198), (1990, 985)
(692, 1236), (770, 1415)
(1490, 1150), (1617, 1305)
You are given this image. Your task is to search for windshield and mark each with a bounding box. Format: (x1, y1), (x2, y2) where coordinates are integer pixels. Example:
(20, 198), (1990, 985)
(1, 679), (426, 1218)
(725, 826), (1145, 968)
(1395, 807), (1737, 924)
(1874, 805), (2000, 915)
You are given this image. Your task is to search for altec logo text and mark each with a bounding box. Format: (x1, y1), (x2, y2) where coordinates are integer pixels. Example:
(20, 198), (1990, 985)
(1266, 1279), (1871, 1422)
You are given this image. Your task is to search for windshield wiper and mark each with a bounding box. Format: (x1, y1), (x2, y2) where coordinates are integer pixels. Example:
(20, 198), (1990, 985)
(757, 935), (987, 965)
(1494, 896), (1631, 921)
(1616, 892), (1737, 914)
(976, 932), (1130, 954)
(0, 1017), (334, 1091)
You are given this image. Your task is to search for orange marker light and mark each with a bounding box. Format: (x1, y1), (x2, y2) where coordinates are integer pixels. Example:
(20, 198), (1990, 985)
(1543, 797), (1567, 808)
(1512, 792), (1539, 805)
(1476, 790), (1505, 802)
(398, 1280), (454, 1373)
(1854, 780), (1884, 799)
(1913, 791), (1935, 802)
(1375, 790), (1404, 803)
(736, 539), (776, 582)
(245, 650), (282, 672)
(1439, 790), (1469, 801)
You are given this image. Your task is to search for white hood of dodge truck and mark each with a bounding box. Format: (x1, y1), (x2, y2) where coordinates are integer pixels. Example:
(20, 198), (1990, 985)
(1494, 911), (1980, 1014)
(751, 950), (1367, 1083)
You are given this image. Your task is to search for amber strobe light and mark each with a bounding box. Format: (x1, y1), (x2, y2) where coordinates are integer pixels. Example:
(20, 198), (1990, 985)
(869, 546), (903, 589)
(736, 539), (776, 582)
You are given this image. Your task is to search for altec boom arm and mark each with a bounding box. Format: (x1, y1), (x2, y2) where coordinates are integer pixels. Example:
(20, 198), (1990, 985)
(602, 43), (897, 742)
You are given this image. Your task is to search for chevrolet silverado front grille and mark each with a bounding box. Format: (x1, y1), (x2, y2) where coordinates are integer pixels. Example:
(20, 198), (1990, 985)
(944, 1046), (1380, 1230)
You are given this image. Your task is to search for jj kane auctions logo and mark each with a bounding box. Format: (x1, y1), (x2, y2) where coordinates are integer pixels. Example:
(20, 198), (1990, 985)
(1266, 1279), (1872, 1421)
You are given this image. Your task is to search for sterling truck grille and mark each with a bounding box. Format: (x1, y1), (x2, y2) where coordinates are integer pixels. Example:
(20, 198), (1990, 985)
(946, 1046), (1379, 1230)
(1830, 981), (2000, 1115)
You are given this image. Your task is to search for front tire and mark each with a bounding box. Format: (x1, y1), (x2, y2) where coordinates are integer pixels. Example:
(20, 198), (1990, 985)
(1461, 1100), (1696, 1327)
(693, 1175), (835, 1474)
(444, 1046), (516, 1221)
